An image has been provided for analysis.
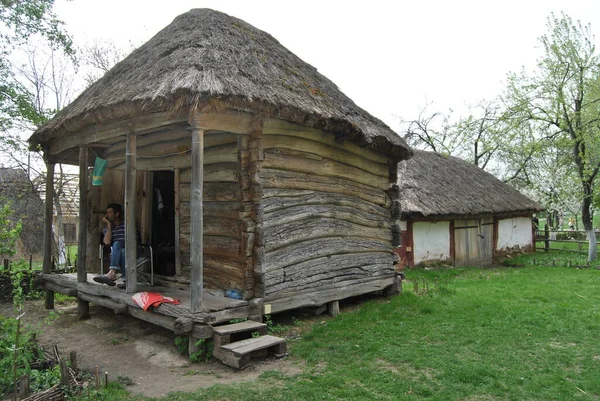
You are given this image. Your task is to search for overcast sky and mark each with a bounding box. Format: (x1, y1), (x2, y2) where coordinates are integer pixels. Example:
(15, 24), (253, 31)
(54, 0), (600, 133)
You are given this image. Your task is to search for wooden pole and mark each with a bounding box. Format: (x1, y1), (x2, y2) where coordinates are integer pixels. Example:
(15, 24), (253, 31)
(125, 133), (138, 293)
(174, 168), (181, 276)
(77, 148), (90, 318)
(190, 124), (204, 313)
(43, 162), (55, 310)
(544, 224), (549, 252)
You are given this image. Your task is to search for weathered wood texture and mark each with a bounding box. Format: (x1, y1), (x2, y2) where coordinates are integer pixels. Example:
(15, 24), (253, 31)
(260, 120), (395, 299)
(178, 131), (247, 294)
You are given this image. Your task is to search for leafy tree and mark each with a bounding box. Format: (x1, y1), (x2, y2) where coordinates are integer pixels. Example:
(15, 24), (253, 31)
(504, 13), (600, 261)
(0, 0), (73, 134)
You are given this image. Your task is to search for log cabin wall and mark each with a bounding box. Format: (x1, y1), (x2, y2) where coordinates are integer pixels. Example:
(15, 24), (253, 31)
(179, 131), (245, 293)
(259, 119), (395, 300)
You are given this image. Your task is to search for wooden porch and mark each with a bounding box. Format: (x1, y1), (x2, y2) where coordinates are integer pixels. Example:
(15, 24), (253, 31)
(37, 273), (262, 338)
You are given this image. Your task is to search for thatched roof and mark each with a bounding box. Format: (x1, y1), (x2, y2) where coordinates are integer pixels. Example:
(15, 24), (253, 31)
(0, 168), (44, 254)
(30, 8), (411, 160)
(397, 150), (543, 219)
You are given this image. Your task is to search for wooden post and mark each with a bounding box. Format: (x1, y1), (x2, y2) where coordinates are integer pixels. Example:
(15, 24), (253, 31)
(328, 300), (340, 317)
(190, 122), (204, 313)
(43, 162), (55, 310)
(125, 133), (138, 293)
(174, 168), (182, 276)
(77, 147), (90, 318)
(544, 224), (549, 252)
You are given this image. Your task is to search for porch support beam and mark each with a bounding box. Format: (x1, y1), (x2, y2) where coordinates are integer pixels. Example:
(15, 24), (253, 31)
(125, 132), (138, 293)
(174, 168), (182, 276)
(43, 162), (55, 310)
(189, 117), (205, 313)
(77, 147), (90, 317)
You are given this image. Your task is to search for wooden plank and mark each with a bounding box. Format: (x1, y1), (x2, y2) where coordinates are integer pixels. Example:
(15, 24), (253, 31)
(43, 162), (54, 310)
(180, 162), (238, 182)
(263, 151), (389, 188)
(43, 281), (77, 297)
(180, 216), (241, 238)
(264, 237), (391, 273)
(174, 168), (181, 275)
(194, 110), (253, 135)
(266, 276), (395, 313)
(263, 119), (388, 163)
(259, 169), (390, 207)
(264, 218), (391, 251)
(47, 110), (188, 156)
(180, 201), (241, 220)
(125, 133), (138, 293)
(262, 135), (389, 177)
(262, 190), (389, 218)
(190, 125), (204, 313)
(263, 204), (390, 230)
(213, 320), (267, 336)
(220, 335), (286, 356)
(179, 182), (241, 202)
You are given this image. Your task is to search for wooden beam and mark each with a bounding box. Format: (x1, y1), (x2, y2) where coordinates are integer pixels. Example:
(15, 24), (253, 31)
(190, 122), (204, 313)
(174, 168), (182, 276)
(125, 133), (138, 293)
(77, 147), (90, 318)
(43, 162), (54, 310)
(47, 110), (188, 156)
(77, 147), (89, 283)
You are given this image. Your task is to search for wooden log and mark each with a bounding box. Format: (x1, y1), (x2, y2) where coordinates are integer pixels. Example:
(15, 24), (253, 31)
(263, 204), (390, 230)
(263, 119), (388, 163)
(262, 190), (389, 218)
(192, 324), (214, 339)
(265, 276), (395, 313)
(19, 374), (30, 399)
(260, 169), (391, 207)
(70, 351), (78, 372)
(43, 162), (54, 310)
(179, 217), (241, 238)
(264, 218), (391, 251)
(125, 133), (138, 293)
(173, 317), (194, 334)
(174, 168), (181, 276)
(179, 234), (241, 257)
(263, 151), (389, 188)
(280, 252), (392, 281)
(105, 135), (191, 161)
(77, 147), (89, 283)
(264, 237), (391, 273)
(179, 182), (241, 202)
(79, 292), (127, 314)
(327, 300), (340, 317)
(106, 130), (237, 158)
(194, 110), (253, 134)
(43, 281), (77, 297)
(177, 162), (239, 182)
(180, 201), (241, 220)
(263, 135), (389, 176)
(47, 110), (189, 156)
(190, 124), (204, 313)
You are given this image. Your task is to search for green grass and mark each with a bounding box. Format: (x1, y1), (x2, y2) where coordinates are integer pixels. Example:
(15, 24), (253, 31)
(74, 254), (600, 400)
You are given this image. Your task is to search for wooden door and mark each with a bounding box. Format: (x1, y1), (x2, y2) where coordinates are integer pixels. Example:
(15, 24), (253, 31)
(478, 217), (494, 266)
(454, 217), (494, 266)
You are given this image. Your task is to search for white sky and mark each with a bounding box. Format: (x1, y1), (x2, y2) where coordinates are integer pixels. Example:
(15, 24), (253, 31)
(53, 0), (600, 133)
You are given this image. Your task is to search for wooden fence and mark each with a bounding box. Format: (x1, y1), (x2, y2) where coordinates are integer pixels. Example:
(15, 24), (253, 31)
(535, 225), (600, 254)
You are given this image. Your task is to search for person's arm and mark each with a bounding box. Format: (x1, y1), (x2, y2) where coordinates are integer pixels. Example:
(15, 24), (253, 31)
(102, 216), (112, 245)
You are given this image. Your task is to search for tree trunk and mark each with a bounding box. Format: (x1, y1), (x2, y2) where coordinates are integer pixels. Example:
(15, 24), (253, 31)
(581, 184), (596, 262)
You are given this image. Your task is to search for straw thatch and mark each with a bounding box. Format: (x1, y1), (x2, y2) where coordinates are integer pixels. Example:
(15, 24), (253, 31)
(30, 8), (411, 160)
(397, 150), (543, 218)
(0, 168), (45, 254)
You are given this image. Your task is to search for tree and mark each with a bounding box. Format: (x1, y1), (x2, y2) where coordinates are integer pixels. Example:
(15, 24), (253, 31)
(504, 13), (600, 261)
(0, 0), (73, 134)
(401, 102), (462, 155)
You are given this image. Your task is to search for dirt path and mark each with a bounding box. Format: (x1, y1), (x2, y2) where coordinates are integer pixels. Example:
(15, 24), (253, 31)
(0, 300), (303, 398)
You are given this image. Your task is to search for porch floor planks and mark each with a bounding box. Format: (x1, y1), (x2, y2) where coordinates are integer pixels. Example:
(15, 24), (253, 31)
(41, 273), (249, 320)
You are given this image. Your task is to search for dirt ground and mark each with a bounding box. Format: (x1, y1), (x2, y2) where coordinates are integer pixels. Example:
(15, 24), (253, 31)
(0, 299), (304, 398)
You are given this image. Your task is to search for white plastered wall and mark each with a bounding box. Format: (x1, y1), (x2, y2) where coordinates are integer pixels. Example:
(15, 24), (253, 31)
(413, 221), (451, 265)
(496, 217), (532, 250)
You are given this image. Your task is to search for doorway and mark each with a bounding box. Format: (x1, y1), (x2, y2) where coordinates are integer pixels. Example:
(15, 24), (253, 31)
(454, 217), (494, 266)
(152, 171), (175, 276)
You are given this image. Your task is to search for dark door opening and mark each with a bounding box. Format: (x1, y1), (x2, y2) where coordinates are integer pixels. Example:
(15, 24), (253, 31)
(152, 171), (175, 276)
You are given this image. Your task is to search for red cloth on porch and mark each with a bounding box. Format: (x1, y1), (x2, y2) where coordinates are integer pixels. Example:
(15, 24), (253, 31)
(132, 292), (180, 311)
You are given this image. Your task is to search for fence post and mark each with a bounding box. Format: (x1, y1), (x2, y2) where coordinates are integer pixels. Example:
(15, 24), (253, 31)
(544, 224), (549, 252)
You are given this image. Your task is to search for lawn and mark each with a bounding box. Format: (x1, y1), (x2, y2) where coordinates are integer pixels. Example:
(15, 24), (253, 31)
(78, 252), (600, 400)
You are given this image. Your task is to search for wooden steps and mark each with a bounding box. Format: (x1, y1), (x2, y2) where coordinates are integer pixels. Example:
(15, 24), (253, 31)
(212, 320), (286, 369)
